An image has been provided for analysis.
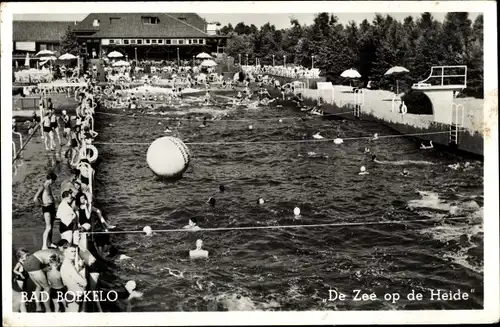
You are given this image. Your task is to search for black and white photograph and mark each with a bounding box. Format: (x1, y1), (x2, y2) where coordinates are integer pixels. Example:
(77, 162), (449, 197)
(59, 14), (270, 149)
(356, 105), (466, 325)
(2, 1), (498, 325)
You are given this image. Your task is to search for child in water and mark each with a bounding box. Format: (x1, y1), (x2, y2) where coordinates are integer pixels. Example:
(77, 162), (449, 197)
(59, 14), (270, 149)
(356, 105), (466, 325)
(46, 254), (67, 312)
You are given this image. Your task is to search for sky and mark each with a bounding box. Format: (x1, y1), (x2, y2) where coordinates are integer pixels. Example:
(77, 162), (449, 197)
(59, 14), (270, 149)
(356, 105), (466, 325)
(14, 12), (481, 29)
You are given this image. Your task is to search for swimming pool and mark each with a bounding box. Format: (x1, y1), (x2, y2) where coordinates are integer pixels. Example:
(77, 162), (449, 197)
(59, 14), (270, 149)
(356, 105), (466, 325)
(13, 93), (484, 311)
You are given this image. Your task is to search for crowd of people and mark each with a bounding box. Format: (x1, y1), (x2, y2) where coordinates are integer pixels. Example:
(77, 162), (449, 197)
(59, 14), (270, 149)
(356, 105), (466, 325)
(12, 69), (124, 313)
(241, 64), (321, 79)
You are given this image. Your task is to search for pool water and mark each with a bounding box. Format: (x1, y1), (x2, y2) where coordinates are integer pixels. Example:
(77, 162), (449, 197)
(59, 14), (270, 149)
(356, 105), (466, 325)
(13, 94), (484, 311)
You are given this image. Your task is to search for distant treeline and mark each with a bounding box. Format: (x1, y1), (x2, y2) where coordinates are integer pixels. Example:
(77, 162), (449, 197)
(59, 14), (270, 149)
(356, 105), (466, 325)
(219, 12), (483, 98)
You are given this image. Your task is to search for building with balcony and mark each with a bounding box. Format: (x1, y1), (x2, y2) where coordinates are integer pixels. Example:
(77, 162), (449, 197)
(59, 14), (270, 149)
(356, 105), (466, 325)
(72, 13), (228, 62)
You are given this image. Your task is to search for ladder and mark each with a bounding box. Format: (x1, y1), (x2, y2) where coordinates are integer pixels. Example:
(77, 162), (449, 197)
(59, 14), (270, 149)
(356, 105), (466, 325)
(449, 103), (464, 145)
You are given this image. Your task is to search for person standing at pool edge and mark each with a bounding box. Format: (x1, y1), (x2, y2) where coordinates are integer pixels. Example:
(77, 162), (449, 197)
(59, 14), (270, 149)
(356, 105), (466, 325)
(33, 173), (57, 250)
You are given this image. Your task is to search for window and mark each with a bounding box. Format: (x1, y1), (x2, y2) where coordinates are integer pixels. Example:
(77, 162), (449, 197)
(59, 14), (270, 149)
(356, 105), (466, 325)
(124, 39), (129, 45)
(93, 19), (100, 27)
(192, 39), (198, 44)
(137, 39), (143, 45)
(166, 39), (172, 45)
(178, 16), (186, 21)
(109, 17), (121, 24)
(109, 39), (115, 44)
(178, 39), (184, 45)
(158, 39), (164, 44)
(199, 39), (204, 44)
(142, 16), (159, 24)
(188, 39), (192, 44)
(171, 39), (177, 45)
(130, 39), (136, 44)
(145, 39), (151, 44)
(151, 39), (157, 44)
(39, 44), (47, 50)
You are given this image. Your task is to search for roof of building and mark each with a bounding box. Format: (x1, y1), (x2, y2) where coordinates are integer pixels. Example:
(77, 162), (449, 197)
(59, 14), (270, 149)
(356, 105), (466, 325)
(73, 13), (212, 38)
(13, 21), (75, 42)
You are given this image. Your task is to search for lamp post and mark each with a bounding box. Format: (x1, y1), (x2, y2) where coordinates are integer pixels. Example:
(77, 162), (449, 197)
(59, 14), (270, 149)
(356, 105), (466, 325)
(283, 55), (286, 67)
(311, 55), (314, 69)
(134, 47), (137, 62)
(272, 55), (275, 66)
(246, 54), (248, 66)
(192, 55), (195, 67)
(239, 54), (241, 66)
(177, 47), (180, 66)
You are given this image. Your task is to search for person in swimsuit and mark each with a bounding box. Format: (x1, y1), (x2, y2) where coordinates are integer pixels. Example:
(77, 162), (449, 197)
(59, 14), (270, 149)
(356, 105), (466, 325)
(46, 254), (67, 312)
(72, 181), (115, 231)
(23, 249), (63, 312)
(12, 248), (30, 312)
(33, 172), (57, 250)
(42, 112), (53, 150)
(60, 169), (80, 197)
(50, 109), (61, 146)
(61, 110), (71, 144)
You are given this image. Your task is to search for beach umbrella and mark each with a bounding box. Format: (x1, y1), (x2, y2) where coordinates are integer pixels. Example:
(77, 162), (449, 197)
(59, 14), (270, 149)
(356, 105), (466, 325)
(108, 51), (124, 58)
(24, 53), (30, 67)
(113, 60), (131, 67)
(384, 66), (410, 94)
(39, 56), (57, 61)
(59, 53), (78, 60)
(340, 68), (361, 78)
(35, 49), (55, 57)
(384, 66), (409, 76)
(196, 52), (212, 59)
(200, 59), (217, 67)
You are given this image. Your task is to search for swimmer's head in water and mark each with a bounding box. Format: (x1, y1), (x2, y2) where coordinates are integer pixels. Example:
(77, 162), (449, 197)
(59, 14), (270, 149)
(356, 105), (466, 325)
(219, 185), (225, 193)
(189, 217), (197, 226)
(360, 166), (366, 172)
(207, 197), (216, 207)
(371, 155), (377, 161)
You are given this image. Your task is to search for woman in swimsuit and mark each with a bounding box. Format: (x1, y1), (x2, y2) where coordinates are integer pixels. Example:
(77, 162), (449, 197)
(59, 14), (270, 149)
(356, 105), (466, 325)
(23, 249), (63, 312)
(61, 110), (71, 145)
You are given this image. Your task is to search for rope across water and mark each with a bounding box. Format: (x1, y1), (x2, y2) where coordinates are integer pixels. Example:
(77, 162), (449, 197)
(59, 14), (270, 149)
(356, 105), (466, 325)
(93, 131), (452, 146)
(86, 216), (472, 235)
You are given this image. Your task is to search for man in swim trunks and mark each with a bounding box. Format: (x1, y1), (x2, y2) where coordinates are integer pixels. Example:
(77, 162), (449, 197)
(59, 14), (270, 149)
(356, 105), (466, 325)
(34, 172), (57, 250)
(50, 109), (61, 146)
(42, 111), (53, 150)
(23, 248), (64, 312)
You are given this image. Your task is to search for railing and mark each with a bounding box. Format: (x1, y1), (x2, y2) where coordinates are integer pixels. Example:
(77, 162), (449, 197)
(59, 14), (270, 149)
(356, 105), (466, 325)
(413, 65), (467, 89)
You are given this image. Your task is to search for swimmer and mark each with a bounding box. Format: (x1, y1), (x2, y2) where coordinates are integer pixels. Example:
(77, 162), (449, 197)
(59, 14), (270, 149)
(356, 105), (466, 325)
(61, 110), (71, 144)
(364, 147), (370, 154)
(372, 155), (435, 166)
(401, 168), (410, 177)
(372, 133), (379, 141)
(258, 198), (265, 205)
(359, 166), (369, 175)
(189, 239), (209, 259)
(420, 141), (434, 149)
(183, 217), (201, 230)
(219, 184), (225, 193)
(207, 197), (216, 208)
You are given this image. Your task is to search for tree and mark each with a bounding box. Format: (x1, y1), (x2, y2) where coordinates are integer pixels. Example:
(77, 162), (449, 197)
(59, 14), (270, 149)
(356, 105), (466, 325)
(59, 26), (80, 55)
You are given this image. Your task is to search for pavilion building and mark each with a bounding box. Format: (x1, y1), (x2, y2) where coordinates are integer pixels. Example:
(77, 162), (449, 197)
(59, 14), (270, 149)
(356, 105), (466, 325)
(72, 13), (228, 62)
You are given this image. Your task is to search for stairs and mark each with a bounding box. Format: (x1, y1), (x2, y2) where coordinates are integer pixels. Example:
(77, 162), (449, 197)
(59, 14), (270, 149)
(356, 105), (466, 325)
(449, 124), (459, 144)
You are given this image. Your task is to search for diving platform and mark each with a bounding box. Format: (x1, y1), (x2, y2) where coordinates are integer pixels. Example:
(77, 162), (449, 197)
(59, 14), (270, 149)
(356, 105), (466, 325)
(411, 65), (467, 125)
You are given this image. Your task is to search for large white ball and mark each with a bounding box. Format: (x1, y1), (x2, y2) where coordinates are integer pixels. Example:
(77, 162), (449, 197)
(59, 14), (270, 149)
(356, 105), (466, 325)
(147, 137), (191, 177)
